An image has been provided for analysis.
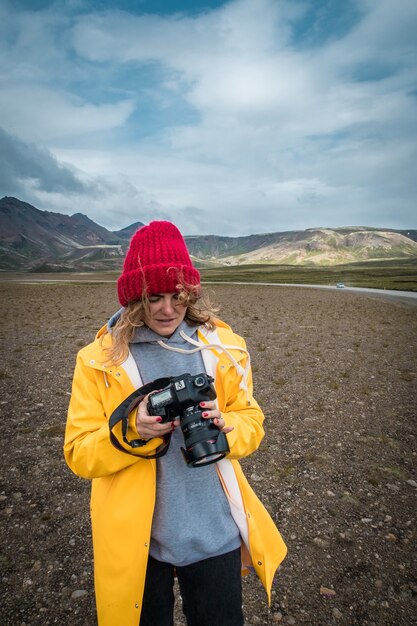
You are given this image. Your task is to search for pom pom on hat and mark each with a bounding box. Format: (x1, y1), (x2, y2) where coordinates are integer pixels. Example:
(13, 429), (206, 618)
(117, 221), (200, 306)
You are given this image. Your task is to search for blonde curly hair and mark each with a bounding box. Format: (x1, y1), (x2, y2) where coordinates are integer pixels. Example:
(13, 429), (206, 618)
(103, 283), (218, 365)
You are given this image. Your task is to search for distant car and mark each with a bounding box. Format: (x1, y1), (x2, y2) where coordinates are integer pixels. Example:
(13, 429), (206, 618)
(336, 282), (345, 289)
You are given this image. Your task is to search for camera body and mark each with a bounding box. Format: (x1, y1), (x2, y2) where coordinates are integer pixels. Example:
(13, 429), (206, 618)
(147, 373), (229, 467)
(147, 372), (216, 422)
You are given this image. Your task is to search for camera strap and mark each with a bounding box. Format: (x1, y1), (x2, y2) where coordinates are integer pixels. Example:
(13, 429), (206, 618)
(109, 377), (173, 459)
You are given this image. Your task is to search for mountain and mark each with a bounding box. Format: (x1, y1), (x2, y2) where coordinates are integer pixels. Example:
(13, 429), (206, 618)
(186, 227), (417, 266)
(0, 196), (128, 270)
(0, 196), (416, 271)
(113, 222), (145, 240)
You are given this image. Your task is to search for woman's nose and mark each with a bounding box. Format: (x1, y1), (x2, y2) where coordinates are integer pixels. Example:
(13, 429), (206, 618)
(161, 297), (175, 314)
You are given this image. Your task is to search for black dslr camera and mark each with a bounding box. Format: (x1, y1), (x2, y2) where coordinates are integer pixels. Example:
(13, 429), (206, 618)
(147, 373), (230, 467)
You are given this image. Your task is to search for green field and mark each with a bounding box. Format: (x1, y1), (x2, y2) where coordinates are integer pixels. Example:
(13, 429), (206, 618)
(200, 258), (417, 291)
(1, 258), (416, 291)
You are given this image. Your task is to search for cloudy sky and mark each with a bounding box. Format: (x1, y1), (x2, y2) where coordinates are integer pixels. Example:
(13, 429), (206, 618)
(1, 0), (416, 236)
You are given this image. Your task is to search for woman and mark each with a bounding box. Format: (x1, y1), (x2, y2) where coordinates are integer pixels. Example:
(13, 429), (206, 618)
(64, 221), (287, 626)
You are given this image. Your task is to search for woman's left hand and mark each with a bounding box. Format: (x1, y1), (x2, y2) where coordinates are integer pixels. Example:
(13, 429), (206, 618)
(200, 401), (234, 434)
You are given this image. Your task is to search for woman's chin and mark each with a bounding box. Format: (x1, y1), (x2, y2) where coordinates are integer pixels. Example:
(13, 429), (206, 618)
(152, 320), (180, 336)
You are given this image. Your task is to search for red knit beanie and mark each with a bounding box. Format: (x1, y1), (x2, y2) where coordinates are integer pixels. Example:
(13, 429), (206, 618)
(117, 221), (200, 306)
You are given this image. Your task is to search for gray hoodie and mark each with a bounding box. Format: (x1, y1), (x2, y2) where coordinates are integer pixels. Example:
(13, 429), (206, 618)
(129, 319), (241, 566)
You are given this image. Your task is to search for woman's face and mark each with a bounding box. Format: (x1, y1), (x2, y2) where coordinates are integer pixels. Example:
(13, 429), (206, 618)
(145, 292), (187, 337)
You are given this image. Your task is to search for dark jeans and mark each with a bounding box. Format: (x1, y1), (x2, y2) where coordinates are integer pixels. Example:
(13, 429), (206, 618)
(140, 547), (244, 626)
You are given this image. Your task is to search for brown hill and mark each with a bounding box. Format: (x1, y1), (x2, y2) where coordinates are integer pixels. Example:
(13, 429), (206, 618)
(0, 196), (126, 270)
(216, 228), (417, 266)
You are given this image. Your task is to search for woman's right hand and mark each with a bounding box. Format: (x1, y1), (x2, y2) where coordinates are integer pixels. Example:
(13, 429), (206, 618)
(135, 394), (179, 440)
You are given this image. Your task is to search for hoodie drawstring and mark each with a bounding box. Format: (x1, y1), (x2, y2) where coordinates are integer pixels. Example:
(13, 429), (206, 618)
(157, 330), (252, 403)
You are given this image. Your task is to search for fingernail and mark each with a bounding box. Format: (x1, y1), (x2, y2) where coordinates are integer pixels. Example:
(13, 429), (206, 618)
(200, 402), (206, 407)
(155, 417), (163, 422)
(202, 412), (208, 417)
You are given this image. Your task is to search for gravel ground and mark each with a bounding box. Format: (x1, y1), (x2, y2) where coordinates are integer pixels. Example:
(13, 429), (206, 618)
(0, 282), (416, 626)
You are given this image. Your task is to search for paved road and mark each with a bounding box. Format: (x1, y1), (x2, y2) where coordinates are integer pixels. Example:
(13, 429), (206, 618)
(204, 282), (417, 305)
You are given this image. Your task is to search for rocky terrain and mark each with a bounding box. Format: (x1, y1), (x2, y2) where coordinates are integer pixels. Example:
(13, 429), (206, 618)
(0, 281), (416, 625)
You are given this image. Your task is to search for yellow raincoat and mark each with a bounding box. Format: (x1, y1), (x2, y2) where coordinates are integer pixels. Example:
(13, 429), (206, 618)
(64, 319), (287, 626)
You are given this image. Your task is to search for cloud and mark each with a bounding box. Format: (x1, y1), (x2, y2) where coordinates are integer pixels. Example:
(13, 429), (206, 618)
(0, 86), (135, 142)
(71, 1), (306, 117)
(71, 0), (417, 143)
(72, 0), (299, 64)
(0, 0), (415, 235)
(0, 126), (91, 195)
(0, 1), (135, 142)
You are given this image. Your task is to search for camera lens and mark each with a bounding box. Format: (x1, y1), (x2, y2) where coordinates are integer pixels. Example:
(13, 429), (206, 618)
(180, 407), (230, 467)
(193, 376), (205, 388)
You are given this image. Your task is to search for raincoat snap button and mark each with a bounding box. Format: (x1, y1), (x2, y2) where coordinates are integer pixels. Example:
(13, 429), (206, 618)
(135, 603), (139, 609)
(258, 561), (262, 566)
(144, 542), (148, 548)
(90, 359), (95, 364)
(116, 372), (120, 377)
